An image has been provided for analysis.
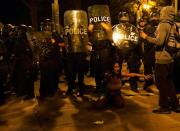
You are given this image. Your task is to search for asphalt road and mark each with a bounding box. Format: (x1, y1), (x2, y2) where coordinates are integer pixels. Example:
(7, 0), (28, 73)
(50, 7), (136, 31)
(0, 76), (180, 131)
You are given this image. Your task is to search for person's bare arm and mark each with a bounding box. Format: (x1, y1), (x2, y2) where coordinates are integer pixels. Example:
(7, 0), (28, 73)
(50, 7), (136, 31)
(121, 72), (143, 77)
(122, 72), (152, 79)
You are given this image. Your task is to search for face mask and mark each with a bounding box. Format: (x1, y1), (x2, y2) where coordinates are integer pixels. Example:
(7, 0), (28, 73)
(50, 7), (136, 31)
(151, 19), (159, 26)
(120, 20), (129, 24)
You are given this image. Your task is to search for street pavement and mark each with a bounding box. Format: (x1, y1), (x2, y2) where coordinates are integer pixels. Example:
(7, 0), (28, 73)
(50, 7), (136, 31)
(0, 76), (180, 131)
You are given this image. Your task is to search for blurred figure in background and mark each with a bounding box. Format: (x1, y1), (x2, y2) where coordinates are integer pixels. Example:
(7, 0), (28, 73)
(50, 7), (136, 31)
(116, 11), (142, 92)
(138, 13), (160, 92)
(0, 34), (9, 104)
(12, 25), (35, 100)
(39, 19), (62, 99)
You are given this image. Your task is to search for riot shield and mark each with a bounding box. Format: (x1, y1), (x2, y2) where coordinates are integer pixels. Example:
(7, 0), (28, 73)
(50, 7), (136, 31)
(64, 10), (89, 53)
(26, 31), (52, 61)
(88, 5), (112, 41)
(112, 23), (139, 53)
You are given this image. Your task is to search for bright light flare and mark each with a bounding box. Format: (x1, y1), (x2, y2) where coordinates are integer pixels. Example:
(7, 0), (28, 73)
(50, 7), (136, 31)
(112, 31), (123, 44)
(143, 4), (151, 10)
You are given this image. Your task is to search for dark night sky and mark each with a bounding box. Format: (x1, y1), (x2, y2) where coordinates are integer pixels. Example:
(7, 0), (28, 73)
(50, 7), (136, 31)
(0, 0), (175, 26)
(0, 0), (30, 25)
(0, 0), (50, 25)
(0, 0), (110, 26)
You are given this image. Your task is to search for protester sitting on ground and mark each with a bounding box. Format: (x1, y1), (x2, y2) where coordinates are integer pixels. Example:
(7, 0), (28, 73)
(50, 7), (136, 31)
(94, 62), (152, 108)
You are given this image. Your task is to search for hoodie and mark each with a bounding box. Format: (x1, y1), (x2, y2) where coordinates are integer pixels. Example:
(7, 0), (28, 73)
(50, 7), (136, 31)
(146, 6), (175, 64)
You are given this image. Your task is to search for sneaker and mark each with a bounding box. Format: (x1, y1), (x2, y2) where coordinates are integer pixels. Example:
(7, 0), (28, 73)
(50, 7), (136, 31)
(152, 107), (171, 114)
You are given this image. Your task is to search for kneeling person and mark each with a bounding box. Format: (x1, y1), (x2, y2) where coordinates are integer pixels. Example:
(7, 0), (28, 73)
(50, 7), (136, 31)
(95, 62), (151, 108)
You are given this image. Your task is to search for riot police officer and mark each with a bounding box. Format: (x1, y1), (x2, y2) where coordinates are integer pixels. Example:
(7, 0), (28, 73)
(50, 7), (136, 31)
(0, 36), (9, 104)
(64, 10), (89, 97)
(1, 24), (17, 95)
(139, 13), (159, 91)
(91, 39), (112, 94)
(116, 11), (142, 92)
(39, 19), (62, 99)
(12, 25), (35, 99)
(87, 5), (113, 94)
(65, 33), (88, 96)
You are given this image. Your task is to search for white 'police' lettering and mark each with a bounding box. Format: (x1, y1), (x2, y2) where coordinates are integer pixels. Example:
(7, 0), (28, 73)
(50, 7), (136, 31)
(89, 16), (111, 23)
(119, 34), (138, 42)
(65, 28), (87, 35)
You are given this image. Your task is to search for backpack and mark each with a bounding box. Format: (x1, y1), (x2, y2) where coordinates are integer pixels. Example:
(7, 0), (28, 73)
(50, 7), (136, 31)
(164, 22), (180, 58)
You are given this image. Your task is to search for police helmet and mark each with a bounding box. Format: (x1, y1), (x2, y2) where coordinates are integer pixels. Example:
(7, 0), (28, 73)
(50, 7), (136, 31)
(27, 26), (33, 31)
(19, 24), (27, 32)
(2, 24), (15, 37)
(41, 19), (52, 31)
(150, 12), (160, 20)
(118, 11), (129, 23)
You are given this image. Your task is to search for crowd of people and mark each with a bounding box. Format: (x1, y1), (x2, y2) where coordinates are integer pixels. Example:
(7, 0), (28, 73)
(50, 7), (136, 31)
(0, 5), (180, 114)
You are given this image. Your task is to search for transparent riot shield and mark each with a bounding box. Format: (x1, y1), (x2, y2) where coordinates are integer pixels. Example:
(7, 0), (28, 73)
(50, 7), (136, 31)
(88, 5), (112, 41)
(64, 10), (89, 53)
(26, 31), (52, 61)
(112, 23), (139, 53)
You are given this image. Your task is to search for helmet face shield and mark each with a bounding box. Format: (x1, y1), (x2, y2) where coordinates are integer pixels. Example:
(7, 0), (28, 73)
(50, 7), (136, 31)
(149, 12), (160, 26)
(43, 24), (52, 31)
(118, 12), (129, 23)
(150, 13), (160, 21)
(17, 24), (27, 37)
(119, 16), (129, 23)
(118, 12), (128, 17)
(2, 24), (15, 37)
(40, 19), (52, 32)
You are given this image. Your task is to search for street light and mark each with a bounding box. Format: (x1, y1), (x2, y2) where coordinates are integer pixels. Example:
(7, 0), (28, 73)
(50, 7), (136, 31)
(142, 0), (156, 11)
(143, 4), (151, 10)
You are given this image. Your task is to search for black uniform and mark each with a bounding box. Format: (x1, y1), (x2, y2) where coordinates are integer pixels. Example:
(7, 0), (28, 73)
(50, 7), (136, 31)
(140, 23), (156, 89)
(64, 32), (89, 96)
(39, 35), (62, 98)
(66, 52), (88, 95)
(2, 25), (17, 93)
(0, 39), (9, 104)
(91, 39), (112, 93)
(173, 56), (180, 93)
(12, 32), (35, 99)
(117, 11), (141, 92)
